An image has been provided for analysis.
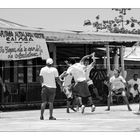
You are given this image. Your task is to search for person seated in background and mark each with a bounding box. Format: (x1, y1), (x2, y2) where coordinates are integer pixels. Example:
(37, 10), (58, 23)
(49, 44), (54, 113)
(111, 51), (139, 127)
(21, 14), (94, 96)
(127, 74), (140, 102)
(105, 69), (132, 111)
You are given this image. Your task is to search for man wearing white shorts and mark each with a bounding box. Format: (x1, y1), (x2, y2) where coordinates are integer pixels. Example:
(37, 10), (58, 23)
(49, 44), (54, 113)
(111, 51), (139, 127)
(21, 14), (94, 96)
(60, 71), (76, 113)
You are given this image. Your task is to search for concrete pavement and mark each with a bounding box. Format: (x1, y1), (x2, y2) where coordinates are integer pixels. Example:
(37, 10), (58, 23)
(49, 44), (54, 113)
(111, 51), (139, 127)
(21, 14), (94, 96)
(0, 104), (140, 131)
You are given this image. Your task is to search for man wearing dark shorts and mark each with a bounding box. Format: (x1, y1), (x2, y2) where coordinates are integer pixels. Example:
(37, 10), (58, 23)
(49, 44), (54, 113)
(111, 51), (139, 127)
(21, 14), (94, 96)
(66, 61), (96, 114)
(41, 86), (56, 105)
(39, 58), (61, 120)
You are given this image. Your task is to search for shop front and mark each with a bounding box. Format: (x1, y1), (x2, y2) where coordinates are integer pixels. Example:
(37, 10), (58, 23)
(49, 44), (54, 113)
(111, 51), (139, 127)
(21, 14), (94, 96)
(45, 31), (140, 104)
(1, 20), (140, 106)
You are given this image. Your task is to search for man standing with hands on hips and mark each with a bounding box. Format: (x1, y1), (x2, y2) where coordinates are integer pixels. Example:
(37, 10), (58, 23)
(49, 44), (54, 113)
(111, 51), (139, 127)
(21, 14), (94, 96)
(39, 58), (61, 120)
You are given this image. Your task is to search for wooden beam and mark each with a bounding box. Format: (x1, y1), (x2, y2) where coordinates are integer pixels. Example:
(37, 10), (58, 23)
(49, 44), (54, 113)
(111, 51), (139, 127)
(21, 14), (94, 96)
(120, 46), (125, 77)
(44, 31), (140, 42)
(106, 45), (110, 77)
(103, 57), (107, 69)
(53, 44), (57, 66)
(114, 48), (119, 69)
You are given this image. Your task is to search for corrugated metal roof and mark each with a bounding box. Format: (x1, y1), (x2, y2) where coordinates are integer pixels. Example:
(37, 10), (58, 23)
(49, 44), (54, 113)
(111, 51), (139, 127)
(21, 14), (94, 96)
(44, 30), (140, 43)
(1, 18), (140, 43)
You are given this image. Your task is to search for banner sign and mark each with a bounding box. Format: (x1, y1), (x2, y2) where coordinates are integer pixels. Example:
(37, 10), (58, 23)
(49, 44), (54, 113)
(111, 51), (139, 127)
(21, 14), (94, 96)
(0, 30), (50, 60)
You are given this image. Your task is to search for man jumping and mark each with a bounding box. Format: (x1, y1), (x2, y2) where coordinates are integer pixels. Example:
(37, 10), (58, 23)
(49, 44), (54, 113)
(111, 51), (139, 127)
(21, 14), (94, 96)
(64, 57), (96, 114)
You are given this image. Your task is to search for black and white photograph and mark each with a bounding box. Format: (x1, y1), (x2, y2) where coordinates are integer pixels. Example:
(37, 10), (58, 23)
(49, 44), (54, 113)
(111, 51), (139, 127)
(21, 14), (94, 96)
(1, 1), (140, 135)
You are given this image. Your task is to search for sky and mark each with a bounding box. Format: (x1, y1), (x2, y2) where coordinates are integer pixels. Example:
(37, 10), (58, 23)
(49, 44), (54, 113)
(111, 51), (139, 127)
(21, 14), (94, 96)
(0, 8), (140, 31)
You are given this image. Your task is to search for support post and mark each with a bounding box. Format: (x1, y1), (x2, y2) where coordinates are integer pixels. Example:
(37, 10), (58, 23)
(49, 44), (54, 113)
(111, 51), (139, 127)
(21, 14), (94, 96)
(103, 57), (107, 69)
(114, 48), (119, 69)
(48, 43), (57, 66)
(53, 45), (57, 66)
(106, 45), (110, 77)
(120, 46), (125, 77)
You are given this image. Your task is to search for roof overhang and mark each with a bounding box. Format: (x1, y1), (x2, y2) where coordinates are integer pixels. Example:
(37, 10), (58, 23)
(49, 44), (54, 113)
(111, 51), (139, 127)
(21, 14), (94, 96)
(44, 31), (140, 45)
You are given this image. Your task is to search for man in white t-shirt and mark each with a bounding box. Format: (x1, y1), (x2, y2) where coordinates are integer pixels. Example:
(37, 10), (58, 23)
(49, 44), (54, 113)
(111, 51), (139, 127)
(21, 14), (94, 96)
(66, 59), (96, 114)
(39, 58), (61, 120)
(128, 74), (140, 99)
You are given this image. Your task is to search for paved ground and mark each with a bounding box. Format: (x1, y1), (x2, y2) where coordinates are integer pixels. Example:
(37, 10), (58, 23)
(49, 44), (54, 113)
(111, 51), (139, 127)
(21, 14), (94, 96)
(0, 104), (140, 132)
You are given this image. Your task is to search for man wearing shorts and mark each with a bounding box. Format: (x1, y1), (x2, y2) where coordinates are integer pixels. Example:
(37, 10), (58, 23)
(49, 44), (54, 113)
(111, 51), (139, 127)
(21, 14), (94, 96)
(105, 69), (132, 111)
(66, 59), (96, 114)
(60, 71), (76, 113)
(39, 58), (61, 120)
